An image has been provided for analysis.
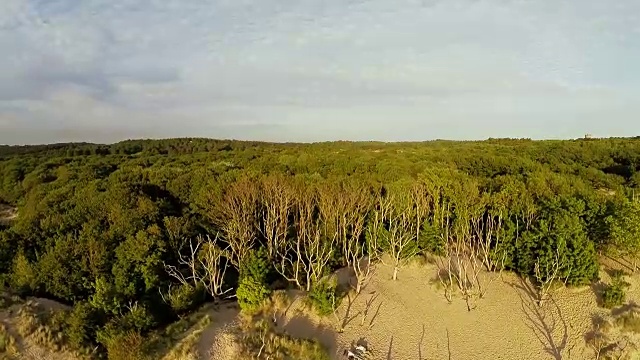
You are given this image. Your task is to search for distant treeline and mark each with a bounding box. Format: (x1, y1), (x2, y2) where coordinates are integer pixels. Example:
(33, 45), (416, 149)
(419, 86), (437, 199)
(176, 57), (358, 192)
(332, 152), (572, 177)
(1, 137), (640, 358)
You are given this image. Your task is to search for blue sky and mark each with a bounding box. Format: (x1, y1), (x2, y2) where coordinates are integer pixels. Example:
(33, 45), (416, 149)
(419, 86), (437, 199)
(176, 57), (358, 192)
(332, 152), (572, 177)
(1, 0), (639, 144)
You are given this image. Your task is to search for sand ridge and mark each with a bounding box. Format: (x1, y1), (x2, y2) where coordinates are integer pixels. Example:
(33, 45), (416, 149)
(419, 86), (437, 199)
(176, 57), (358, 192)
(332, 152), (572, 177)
(201, 257), (640, 360)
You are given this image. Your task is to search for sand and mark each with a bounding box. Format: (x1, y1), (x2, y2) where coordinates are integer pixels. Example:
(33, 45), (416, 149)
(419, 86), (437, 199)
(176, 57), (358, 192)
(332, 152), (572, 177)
(0, 204), (17, 224)
(2, 257), (639, 360)
(201, 257), (640, 360)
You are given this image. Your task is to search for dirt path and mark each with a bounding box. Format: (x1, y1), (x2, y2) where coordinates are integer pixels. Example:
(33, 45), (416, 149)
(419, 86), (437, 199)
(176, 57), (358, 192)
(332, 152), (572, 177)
(196, 303), (240, 360)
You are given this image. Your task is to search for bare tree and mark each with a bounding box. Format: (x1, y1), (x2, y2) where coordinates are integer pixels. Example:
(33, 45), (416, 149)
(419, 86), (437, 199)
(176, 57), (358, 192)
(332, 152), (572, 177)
(318, 181), (373, 293)
(378, 185), (419, 281)
(199, 238), (233, 300)
(164, 238), (202, 289)
(440, 232), (483, 311)
(534, 248), (566, 306)
(275, 184), (335, 291)
(163, 235), (232, 302)
(258, 175), (294, 260)
(212, 178), (259, 266)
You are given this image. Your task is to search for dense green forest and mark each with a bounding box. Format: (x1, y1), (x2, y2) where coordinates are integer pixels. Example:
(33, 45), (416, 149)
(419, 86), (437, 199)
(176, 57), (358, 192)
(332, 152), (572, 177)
(2, 137), (640, 358)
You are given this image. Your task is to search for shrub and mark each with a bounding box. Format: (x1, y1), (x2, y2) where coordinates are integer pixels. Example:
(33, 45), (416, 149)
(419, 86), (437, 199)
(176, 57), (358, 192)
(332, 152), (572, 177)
(65, 302), (98, 351)
(164, 283), (205, 314)
(103, 330), (150, 360)
(237, 249), (272, 313)
(602, 271), (630, 309)
(307, 280), (341, 316)
(10, 252), (37, 294)
(615, 309), (640, 334)
(237, 277), (271, 313)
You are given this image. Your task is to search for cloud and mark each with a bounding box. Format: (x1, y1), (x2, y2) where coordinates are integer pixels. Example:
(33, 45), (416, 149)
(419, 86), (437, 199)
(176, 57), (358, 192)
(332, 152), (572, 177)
(1, 0), (639, 144)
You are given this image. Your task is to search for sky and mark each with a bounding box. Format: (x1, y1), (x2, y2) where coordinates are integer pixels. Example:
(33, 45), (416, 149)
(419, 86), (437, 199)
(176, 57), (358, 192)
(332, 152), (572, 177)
(1, 0), (639, 144)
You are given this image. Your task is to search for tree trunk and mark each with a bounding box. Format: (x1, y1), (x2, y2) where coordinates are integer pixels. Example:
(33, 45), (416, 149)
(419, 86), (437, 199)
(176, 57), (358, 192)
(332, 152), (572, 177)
(393, 266), (399, 281)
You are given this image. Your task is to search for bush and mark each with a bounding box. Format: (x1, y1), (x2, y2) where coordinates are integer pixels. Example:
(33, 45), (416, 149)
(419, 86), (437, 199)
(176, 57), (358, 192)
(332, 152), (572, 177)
(164, 283), (205, 314)
(237, 249), (272, 313)
(602, 271), (630, 309)
(237, 277), (271, 312)
(102, 330), (150, 360)
(65, 302), (98, 351)
(307, 281), (341, 316)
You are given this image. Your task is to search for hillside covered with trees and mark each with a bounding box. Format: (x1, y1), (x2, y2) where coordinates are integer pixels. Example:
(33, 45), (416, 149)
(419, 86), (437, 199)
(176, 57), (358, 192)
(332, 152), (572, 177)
(1, 137), (640, 358)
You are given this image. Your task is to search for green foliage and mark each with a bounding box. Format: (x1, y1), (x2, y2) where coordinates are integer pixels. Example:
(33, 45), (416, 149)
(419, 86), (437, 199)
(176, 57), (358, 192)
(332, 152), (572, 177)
(237, 277), (271, 313)
(9, 252), (37, 294)
(1, 138), (640, 355)
(418, 221), (446, 256)
(237, 249), (272, 312)
(602, 271), (630, 309)
(90, 277), (122, 315)
(307, 280), (341, 317)
(65, 302), (99, 351)
(606, 198), (640, 258)
(164, 283), (205, 314)
(100, 330), (151, 360)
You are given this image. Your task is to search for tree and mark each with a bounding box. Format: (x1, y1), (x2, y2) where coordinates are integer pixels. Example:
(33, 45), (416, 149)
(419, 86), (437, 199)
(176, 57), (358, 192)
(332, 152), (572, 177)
(212, 178), (259, 266)
(258, 175), (294, 260)
(163, 235), (231, 303)
(275, 183), (335, 291)
(606, 198), (640, 270)
(377, 182), (419, 281)
(317, 180), (372, 293)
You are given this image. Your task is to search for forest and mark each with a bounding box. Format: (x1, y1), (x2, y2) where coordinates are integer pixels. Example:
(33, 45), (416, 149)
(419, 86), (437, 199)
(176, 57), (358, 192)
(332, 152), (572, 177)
(1, 137), (640, 359)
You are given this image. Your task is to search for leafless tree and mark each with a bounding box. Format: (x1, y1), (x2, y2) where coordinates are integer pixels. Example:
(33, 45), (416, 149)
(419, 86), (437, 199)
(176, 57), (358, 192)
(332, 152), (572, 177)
(275, 184), (334, 291)
(258, 175), (294, 260)
(318, 181), (373, 293)
(212, 178), (259, 266)
(164, 238), (202, 289)
(163, 235), (232, 302)
(199, 238), (233, 299)
(440, 233), (483, 311)
(378, 185), (419, 281)
(534, 248), (566, 306)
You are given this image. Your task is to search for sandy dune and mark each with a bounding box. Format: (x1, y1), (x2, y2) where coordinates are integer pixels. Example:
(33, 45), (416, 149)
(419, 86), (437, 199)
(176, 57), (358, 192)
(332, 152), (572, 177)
(201, 258), (640, 360)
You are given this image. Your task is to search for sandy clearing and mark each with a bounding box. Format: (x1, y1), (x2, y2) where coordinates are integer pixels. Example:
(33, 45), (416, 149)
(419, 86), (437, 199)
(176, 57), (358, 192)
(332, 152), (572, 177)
(196, 302), (240, 360)
(202, 257), (640, 360)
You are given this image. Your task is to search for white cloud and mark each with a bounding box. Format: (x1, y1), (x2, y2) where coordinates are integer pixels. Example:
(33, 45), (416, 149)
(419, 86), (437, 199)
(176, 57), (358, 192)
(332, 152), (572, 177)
(1, 0), (639, 144)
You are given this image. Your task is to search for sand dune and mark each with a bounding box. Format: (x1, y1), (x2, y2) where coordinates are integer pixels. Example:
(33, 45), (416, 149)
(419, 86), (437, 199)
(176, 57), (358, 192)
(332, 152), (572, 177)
(202, 258), (640, 360)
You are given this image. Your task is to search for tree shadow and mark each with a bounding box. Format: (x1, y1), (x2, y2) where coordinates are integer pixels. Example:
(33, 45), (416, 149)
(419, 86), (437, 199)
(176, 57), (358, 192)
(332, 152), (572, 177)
(446, 328), (452, 360)
(418, 324), (425, 360)
(601, 253), (635, 273)
(386, 335), (394, 360)
(591, 281), (607, 308)
(611, 301), (640, 317)
(282, 314), (339, 357)
(369, 300), (383, 330)
(340, 292), (362, 332)
(516, 277), (573, 360)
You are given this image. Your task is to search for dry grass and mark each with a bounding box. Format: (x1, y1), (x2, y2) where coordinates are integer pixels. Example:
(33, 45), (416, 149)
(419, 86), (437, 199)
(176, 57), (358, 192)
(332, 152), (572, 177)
(234, 318), (330, 360)
(229, 293), (331, 360)
(0, 323), (19, 358)
(156, 312), (212, 360)
(15, 301), (67, 352)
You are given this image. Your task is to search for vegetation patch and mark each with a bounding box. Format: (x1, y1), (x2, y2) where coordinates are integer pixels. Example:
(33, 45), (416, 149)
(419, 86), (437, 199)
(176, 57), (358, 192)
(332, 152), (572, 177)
(602, 271), (631, 309)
